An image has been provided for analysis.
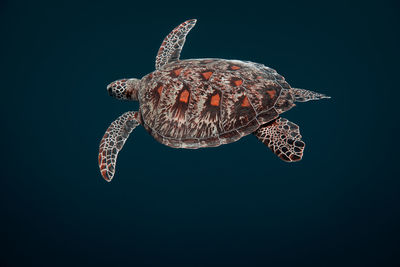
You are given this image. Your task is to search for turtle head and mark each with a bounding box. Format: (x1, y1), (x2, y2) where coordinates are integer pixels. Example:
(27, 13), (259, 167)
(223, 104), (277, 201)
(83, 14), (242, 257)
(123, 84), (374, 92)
(107, 78), (140, 101)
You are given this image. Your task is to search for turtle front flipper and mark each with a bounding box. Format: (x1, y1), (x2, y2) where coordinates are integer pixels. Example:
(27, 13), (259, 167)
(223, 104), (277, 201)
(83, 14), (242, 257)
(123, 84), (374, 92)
(253, 118), (305, 162)
(155, 19), (197, 70)
(98, 111), (141, 182)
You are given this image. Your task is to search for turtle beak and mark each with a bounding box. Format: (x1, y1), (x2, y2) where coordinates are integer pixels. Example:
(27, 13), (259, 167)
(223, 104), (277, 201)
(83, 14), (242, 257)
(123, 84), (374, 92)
(107, 83), (114, 96)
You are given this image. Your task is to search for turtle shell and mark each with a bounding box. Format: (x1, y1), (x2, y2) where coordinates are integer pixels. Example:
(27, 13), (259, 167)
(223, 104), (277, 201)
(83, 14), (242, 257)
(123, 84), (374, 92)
(139, 59), (292, 148)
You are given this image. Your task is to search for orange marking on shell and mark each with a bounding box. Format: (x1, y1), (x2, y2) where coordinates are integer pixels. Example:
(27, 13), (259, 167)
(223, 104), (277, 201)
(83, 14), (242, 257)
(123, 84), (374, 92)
(241, 96), (251, 107)
(173, 68), (183, 76)
(210, 94), (220, 106)
(179, 89), (190, 103)
(157, 85), (163, 95)
(256, 76), (262, 79)
(98, 154), (102, 165)
(201, 71), (213, 80)
(230, 65), (241, 70)
(233, 79), (243, 86)
(266, 90), (276, 98)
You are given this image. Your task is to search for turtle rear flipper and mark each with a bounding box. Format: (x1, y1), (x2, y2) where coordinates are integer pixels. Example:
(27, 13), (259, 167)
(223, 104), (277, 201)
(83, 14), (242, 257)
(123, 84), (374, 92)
(98, 111), (141, 181)
(290, 88), (331, 102)
(253, 117), (305, 162)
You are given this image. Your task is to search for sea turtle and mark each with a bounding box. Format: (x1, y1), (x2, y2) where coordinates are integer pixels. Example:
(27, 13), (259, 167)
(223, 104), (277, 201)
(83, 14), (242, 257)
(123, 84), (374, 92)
(98, 19), (330, 182)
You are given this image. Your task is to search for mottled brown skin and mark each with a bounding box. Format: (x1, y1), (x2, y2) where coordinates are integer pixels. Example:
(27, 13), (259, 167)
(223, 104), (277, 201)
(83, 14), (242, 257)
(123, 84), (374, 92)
(138, 58), (295, 149)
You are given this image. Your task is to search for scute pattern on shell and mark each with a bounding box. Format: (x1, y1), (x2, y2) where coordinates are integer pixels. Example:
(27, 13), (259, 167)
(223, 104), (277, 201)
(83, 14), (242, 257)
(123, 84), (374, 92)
(139, 58), (292, 148)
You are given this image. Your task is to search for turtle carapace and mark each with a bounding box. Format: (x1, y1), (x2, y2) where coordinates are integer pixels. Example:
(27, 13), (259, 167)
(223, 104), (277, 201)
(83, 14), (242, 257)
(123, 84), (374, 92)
(98, 19), (330, 182)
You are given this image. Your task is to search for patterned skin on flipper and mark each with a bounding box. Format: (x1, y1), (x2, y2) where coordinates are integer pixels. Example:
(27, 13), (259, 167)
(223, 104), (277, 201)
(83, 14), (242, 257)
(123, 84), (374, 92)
(253, 117), (305, 162)
(98, 111), (140, 181)
(155, 19), (197, 70)
(289, 88), (331, 102)
(139, 59), (289, 148)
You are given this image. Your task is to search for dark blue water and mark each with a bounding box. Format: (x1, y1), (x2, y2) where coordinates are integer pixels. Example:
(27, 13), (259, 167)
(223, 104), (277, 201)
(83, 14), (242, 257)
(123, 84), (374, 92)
(1, 1), (399, 266)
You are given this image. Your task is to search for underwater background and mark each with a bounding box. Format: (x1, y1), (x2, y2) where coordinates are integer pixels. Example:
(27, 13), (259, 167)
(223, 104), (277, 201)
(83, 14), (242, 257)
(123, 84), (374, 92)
(1, 0), (399, 266)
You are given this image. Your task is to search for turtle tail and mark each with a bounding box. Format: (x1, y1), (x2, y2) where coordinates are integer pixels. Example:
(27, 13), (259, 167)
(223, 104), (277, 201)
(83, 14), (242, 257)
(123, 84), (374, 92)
(290, 88), (331, 102)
